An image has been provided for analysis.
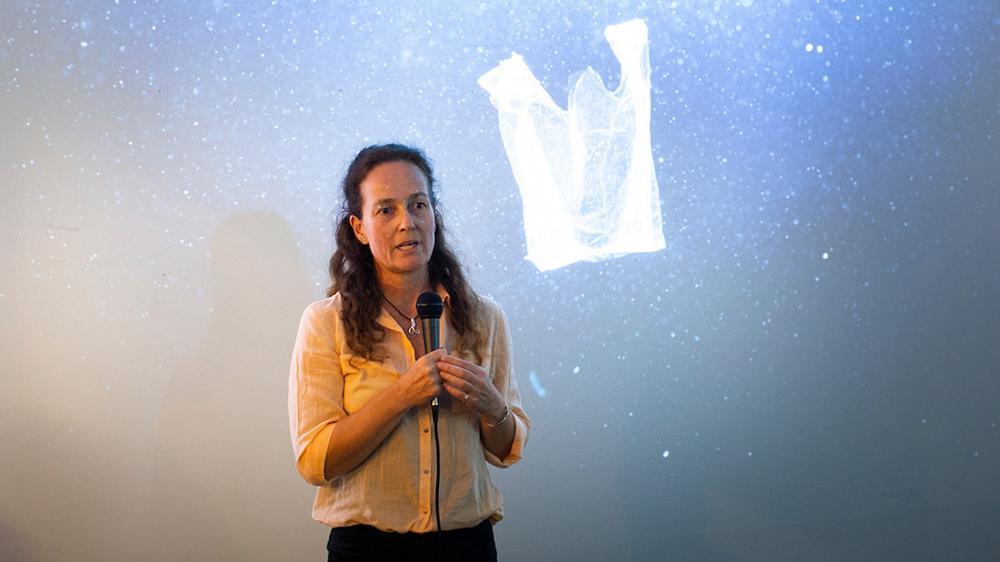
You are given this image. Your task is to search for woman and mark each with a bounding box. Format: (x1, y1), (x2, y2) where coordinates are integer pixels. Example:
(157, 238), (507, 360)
(289, 143), (529, 561)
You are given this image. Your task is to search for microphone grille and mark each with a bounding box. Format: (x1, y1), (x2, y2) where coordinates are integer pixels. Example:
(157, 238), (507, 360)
(416, 291), (444, 319)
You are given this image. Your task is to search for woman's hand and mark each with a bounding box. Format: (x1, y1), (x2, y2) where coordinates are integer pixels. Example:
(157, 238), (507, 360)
(395, 348), (447, 409)
(437, 353), (506, 422)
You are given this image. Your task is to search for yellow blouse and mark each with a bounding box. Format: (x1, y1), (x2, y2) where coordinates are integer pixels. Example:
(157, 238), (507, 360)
(288, 290), (529, 532)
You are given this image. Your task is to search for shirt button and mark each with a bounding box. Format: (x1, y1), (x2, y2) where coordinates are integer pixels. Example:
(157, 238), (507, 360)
(423, 428), (429, 433)
(423, 469), (429, 474)
(421, 508), (428, 514)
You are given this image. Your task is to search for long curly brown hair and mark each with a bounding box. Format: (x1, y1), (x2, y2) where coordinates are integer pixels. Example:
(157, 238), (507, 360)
(327, 143), (486, 363)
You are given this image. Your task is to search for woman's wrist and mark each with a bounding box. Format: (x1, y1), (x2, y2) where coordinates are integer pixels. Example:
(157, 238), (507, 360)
(389, 380), (418, 414)
(483, 403), (510, 428)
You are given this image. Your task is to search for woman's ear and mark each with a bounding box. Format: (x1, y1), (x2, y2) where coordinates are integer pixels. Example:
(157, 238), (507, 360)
(349, 215), (368, 245)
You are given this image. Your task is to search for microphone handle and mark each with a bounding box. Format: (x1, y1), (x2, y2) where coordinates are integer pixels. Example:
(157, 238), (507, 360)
(421, 317), (440, 355)
(419, 317), (441, 407)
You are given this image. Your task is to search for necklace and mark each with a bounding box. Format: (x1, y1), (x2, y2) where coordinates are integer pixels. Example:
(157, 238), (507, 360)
(382, 294), (420, 335)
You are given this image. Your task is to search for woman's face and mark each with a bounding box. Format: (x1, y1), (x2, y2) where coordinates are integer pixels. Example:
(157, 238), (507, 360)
(350, 160), (436, 282)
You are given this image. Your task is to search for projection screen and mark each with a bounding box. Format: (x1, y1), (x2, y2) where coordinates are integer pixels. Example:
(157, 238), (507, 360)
(2, 2), (998, 560)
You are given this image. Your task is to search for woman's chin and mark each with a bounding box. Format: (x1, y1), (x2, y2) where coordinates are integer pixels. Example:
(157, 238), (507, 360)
(379, 256), (430, 277)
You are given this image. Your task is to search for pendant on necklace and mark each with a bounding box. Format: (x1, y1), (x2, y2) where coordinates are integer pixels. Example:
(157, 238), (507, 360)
(408, 318), (420, 335)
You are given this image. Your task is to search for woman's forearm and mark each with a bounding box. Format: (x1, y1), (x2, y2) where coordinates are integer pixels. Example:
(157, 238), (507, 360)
(479, 406), (515, 460)
(324, 349), (447, 479)
(323, 384), (410, 480)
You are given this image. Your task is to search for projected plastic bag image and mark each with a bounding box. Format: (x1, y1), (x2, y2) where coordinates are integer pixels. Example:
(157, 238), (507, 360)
(478, 19), (665, 272)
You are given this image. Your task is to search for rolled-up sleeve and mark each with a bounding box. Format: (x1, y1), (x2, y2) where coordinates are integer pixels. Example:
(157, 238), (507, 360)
(288, 302), (345, 486)
(482, 302), (530, 468)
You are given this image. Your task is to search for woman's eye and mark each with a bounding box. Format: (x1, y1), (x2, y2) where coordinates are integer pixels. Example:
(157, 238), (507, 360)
(414, 201), (428, 209)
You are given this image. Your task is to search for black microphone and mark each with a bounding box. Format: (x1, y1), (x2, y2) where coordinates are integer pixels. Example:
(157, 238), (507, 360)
(416, 291), (443, 355)
(416, 292), (444, 407)
(417, 291), (445, 531)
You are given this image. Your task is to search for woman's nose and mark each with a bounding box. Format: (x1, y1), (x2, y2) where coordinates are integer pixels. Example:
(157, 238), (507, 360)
(398, 209), (417, 230)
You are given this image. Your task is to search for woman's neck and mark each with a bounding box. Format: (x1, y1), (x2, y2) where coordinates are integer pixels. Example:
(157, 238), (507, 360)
(378, 269), (431, 315)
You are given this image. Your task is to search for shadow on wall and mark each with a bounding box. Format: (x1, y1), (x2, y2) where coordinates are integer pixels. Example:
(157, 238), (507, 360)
(151, 210), (323, 561)
(0, 511), (32, 562)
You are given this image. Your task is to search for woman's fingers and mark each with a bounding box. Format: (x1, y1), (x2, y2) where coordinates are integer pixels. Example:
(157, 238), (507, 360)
(437, 354), (486, 377)
(439, 370), (473, 393)
(440, 367), (486, 406)
(436, 357), (487, 390)
(441, 379), (469, 401)
(436, 359), (472, 379)
(438, 357), (505, 416)
(420, 348), (448, 368)
(396, 349), (448, 408)
(437, 363), (488, 400)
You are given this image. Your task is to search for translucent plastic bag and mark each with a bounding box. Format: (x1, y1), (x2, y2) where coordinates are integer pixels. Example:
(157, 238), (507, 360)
(478, 19), (665, 271)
